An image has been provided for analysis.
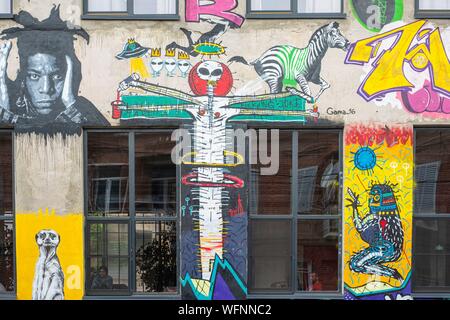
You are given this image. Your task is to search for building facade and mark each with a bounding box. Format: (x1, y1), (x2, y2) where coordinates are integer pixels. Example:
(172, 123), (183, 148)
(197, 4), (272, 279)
(0, 0), (449, 300)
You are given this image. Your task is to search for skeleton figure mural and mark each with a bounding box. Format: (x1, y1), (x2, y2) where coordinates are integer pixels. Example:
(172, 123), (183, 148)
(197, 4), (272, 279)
(229, 22), (350, 103)
(32, 229), (64, 300)
(347, 184), (404, 280)
(0, 6), (109, 133)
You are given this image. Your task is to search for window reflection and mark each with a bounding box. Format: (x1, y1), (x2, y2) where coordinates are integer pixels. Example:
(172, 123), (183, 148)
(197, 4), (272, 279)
(136, 222), (176, 293)
(250, 131), (292, 215)
(89, 223), (129, 292)
(249, 220), (292, 291)
(135, 133), (176, 217)
(298, 132), (340, 215)
(0, 221), (13, 292)
(88, 133), (129, 217)
(297, 220), (339, 292)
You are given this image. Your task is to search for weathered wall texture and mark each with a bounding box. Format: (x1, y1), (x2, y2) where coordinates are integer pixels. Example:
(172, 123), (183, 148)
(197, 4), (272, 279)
(1, 0), (448, 300)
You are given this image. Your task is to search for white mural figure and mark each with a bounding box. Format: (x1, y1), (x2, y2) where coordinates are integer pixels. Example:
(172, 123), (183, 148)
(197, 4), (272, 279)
(118, 67), (310, 281)
(32, 229), (65, 300)
(177, 51), (192, 78)
(164, 49), (178, 77)
(149, 48), (164, 78)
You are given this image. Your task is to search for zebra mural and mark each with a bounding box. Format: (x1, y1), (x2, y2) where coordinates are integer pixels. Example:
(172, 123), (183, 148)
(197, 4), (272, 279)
(229, 22), (350, 103)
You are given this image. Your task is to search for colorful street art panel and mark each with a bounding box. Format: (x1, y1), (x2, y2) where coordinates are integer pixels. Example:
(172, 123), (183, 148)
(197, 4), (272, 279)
(346, 20), (450, 117)
(15, 209), (84, 300)
(343, 124), (413, 300)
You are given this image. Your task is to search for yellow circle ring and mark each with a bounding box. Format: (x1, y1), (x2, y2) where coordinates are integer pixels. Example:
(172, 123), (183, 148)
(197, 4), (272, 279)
(182, 151), (244, 167)
(411, 52), (429, 70)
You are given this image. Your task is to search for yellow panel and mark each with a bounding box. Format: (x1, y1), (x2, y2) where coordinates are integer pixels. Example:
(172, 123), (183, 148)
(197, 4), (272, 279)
(15, 209), (84, 300)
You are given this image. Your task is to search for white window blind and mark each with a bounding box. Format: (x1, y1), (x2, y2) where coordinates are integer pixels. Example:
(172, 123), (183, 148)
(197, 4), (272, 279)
(414, 161), (440, 214)
(419, 0), (450, 10)
(298, 0), (341, 13)
(134, 0), (176, 14)
(0, 0), (11, 14)
(250, 0), (291, 11)
(88, 0), (127, 12)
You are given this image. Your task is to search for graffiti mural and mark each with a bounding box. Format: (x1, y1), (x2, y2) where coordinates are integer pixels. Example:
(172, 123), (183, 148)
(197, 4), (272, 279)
(229, 22), (350, 103)
(111, 10), (342, 298)
(349, 0), (403, 32)
(344, 124), (413, 300)
(0, 6), (109, 133)
(346, 20), (450, 117)
(32, 229), (64, 300)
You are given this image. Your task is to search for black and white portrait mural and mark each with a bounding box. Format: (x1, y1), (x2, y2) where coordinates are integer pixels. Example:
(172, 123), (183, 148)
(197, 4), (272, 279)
(0, 6), (109, 134)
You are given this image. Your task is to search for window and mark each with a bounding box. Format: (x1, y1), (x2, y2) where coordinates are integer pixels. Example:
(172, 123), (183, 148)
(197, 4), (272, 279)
(415, 0), (450, 18)
(0, 132), (13, 294)
(247, 0), (345, 19)
(86, 131), (178, 296)
(413, 129), (450, 295)
(83, 0), (179, 20)
(0, 0), (12, 17)
(249, 130), (342, 296)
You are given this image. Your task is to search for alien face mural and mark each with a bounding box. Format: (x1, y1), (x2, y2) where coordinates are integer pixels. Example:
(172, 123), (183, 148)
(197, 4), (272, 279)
(0, 6), (109, 134)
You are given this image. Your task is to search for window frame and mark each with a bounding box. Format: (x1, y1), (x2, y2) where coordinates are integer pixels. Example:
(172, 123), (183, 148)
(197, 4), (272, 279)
(83, 129), (181, 300)
(247, 128), (344, 299)
(412, 127), (450, 299)
(0, 130), (15, 299)
(415, 0), (450, 19)
(246, 0), (346, 19)
(82, 0), (180, 21)
(0, 0), (12, 19)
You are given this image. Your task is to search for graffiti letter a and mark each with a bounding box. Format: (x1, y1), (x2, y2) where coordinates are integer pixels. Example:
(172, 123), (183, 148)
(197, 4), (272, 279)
(185, 0), (245, 27)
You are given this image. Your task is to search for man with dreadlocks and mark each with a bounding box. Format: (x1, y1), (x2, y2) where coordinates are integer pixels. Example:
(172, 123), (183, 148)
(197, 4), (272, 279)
(347, 184), (404, 281)
(0, 5), (108, 133)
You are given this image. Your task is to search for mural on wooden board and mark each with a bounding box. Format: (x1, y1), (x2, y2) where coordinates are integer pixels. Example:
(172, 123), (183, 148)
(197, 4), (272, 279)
(0, 5), (109, 134)
(343, 124), (413, 300)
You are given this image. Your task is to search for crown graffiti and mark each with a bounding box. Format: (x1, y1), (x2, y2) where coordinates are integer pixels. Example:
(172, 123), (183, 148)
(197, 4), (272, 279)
(178, 51), (190, 60)
(165, 48), (176, 57)
(151, 48), (162, 57)
(127, 38), (135, 44)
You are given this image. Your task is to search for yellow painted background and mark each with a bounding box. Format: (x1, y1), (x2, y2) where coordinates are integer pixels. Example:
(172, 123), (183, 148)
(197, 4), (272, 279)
(343, 125), (413, 294)
(15, 210), (84, 300)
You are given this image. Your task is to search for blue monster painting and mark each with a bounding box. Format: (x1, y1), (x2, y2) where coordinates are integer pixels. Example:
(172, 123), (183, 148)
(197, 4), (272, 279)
(346, 184), (404, 280)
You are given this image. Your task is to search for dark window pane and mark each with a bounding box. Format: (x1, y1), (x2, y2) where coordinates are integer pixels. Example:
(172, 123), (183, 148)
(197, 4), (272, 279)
(0, 133), (12, 217)
(135, 133), (176, 217)
(0, 220), (13, 292)
(413, 218), (450, 292)
(415, 129), (450, 214)
(249, 220), (292, 291)
(298, 131), (340, 215)
(88, 223), (129, 294)
(88, 132), (129, 217)
(297, 220), (339, 292)
(251, 131), (292, 215)
(136, 221), (177, 293)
